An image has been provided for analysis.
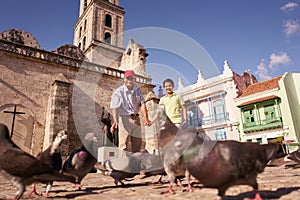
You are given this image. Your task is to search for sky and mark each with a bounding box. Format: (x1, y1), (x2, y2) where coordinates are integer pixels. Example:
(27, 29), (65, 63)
(0, 0), (299, 90)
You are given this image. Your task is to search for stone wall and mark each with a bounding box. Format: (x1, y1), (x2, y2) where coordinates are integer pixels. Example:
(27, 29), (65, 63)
(0, 39), (154, 157)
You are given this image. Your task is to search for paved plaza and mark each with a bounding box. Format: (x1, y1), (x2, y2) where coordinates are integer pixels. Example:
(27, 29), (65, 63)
(1, 166), (300, 200)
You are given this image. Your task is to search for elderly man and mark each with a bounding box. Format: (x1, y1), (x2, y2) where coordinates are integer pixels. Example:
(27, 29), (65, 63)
(110, 70), (151, 155)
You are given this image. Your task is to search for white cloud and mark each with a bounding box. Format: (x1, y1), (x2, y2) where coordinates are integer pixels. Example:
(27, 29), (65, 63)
(255, 59), (272, 81)
(283, 19), (300, 37)
(281, 2), (298, 11)
(268, 52), (292, 69)
(255, 53), (292, 81)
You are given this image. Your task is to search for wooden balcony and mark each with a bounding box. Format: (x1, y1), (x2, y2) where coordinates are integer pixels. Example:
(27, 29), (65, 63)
(243, 117), (283, 132)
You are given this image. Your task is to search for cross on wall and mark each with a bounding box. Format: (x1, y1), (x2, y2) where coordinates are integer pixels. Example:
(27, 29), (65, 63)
(3, 105), (25, 138)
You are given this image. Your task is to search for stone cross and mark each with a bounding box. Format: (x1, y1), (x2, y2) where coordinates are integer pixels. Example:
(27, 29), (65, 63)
(4, 105), (25, 138)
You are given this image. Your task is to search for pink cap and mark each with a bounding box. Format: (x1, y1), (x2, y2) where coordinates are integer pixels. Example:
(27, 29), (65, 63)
(124, 70), (135, 78)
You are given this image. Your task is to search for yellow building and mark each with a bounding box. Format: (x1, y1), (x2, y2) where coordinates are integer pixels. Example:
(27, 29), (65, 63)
(234, 72), (300, 153)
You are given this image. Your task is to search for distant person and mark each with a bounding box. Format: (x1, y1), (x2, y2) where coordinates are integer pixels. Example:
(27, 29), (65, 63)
(110, 70), (151, 155)
(159, 78), (187, 127)
(100, 107), (115, 146)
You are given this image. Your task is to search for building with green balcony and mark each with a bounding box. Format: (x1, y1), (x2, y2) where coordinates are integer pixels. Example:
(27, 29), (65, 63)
(176, 60), (257, 140)
(235, 72), (300, 153)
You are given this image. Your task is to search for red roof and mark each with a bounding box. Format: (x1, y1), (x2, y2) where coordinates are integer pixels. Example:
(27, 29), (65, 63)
(238, 76), (282, 97)
(237, 95), (279, 107)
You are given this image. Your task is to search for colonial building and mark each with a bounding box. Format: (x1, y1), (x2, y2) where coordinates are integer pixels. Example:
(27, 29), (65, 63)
(176, 60), (258, 141)
(0, 0), (154, 157)
(234, 72), (300, 153)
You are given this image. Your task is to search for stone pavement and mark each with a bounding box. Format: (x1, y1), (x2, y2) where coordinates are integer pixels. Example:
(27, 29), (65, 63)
(1, 166), (300, 200)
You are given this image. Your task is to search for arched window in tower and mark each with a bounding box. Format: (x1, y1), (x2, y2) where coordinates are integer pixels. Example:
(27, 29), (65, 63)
(79, 26), (82, 38)
(78, 42), (81, 49)
(104, 32), (111, 44)
(105, 14), (112, 28)
(84, 20), (87, 31)
(84, 0), (88, 10)
(83, 36), (86, 50)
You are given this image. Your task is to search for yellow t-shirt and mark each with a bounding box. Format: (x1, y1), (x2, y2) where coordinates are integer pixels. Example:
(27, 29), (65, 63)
(159, 93), (184, 124)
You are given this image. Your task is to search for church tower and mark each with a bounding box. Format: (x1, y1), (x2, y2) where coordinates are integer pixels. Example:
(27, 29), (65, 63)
(73, 0), (125, 67)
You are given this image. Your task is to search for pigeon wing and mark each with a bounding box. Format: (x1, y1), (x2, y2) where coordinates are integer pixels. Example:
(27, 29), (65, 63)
(0, 148), (53, 178)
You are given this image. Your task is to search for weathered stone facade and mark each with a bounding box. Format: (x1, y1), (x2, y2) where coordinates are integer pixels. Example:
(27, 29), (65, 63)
(0, 0), (156, 158)
(0, 29), (154, 157)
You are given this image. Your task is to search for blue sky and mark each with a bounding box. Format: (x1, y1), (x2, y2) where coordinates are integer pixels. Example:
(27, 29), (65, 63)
(1, 0), (299, 89)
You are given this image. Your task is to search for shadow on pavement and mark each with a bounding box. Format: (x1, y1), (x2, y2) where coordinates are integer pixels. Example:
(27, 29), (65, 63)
(224, 187), (300, 200)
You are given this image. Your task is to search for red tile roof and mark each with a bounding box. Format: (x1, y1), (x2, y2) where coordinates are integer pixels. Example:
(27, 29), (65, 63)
(238, 76), (282, 97)
(237, 95), (279, 107)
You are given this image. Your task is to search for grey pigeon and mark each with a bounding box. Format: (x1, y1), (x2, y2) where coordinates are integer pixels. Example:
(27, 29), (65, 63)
(0, 123), (76, 200)
(285, 148), (300, 168)
(30, 130), (68, 197)
(158, 125), (212, 193)
(139, 152), (165, 178)
(141, 126), (210, 185)
(173, 131), (279, 199)
(62, 132), (98, 190)
(95, 151), (167, 186)
(150, 104), (203, 193)
(269, 148), (300, 168)
(96, 152), (144, 186)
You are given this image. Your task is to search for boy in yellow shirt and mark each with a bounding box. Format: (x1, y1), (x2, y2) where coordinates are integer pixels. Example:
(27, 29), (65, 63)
(159, 78), (187, 127)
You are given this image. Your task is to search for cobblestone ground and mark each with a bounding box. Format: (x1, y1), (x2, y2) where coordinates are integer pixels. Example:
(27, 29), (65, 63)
(1, 166), (300, 200)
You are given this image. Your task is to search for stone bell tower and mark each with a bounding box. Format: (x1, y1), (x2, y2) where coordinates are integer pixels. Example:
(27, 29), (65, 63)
(73, 0), (125, 67)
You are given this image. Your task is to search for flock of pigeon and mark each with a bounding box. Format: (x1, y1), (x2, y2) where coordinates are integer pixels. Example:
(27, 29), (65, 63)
(1, 104), (300, 200)
(0, 124), (97, 200)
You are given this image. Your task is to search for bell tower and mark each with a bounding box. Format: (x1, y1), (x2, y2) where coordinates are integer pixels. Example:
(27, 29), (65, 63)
(73, 0), (125, 66)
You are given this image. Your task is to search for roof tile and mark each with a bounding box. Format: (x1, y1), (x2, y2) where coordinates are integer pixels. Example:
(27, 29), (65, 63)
(237, 95), (279, 107)
(239, 76), (282, 97)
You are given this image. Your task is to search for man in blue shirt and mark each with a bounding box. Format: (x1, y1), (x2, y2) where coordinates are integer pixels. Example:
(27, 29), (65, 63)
(110, 70), (151, 155)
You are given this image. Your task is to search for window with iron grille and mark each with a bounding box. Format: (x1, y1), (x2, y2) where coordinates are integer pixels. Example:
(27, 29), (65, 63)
(215, 128), (226, 140)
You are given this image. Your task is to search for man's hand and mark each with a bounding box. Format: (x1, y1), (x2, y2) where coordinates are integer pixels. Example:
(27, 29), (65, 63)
(144, 118), (152, 127)
(110, 121), (118, 133)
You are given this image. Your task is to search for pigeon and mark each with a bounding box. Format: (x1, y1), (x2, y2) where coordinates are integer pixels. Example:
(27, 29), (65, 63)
(30, 130), (68, 197)
(62, 132), (98, 190)
(140, 126), (211, 186)
(0, 123), (76, 200)
(95, 152), (145, 186)
(173, 131), (279, 199)
(95, 151), (167, 186)
(285, 148), (300, 168)
(269, 148), (300, 168)
(149, 104), (200, 193)
(158, 125), (213, 193)
(139, 152), (165, 179)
